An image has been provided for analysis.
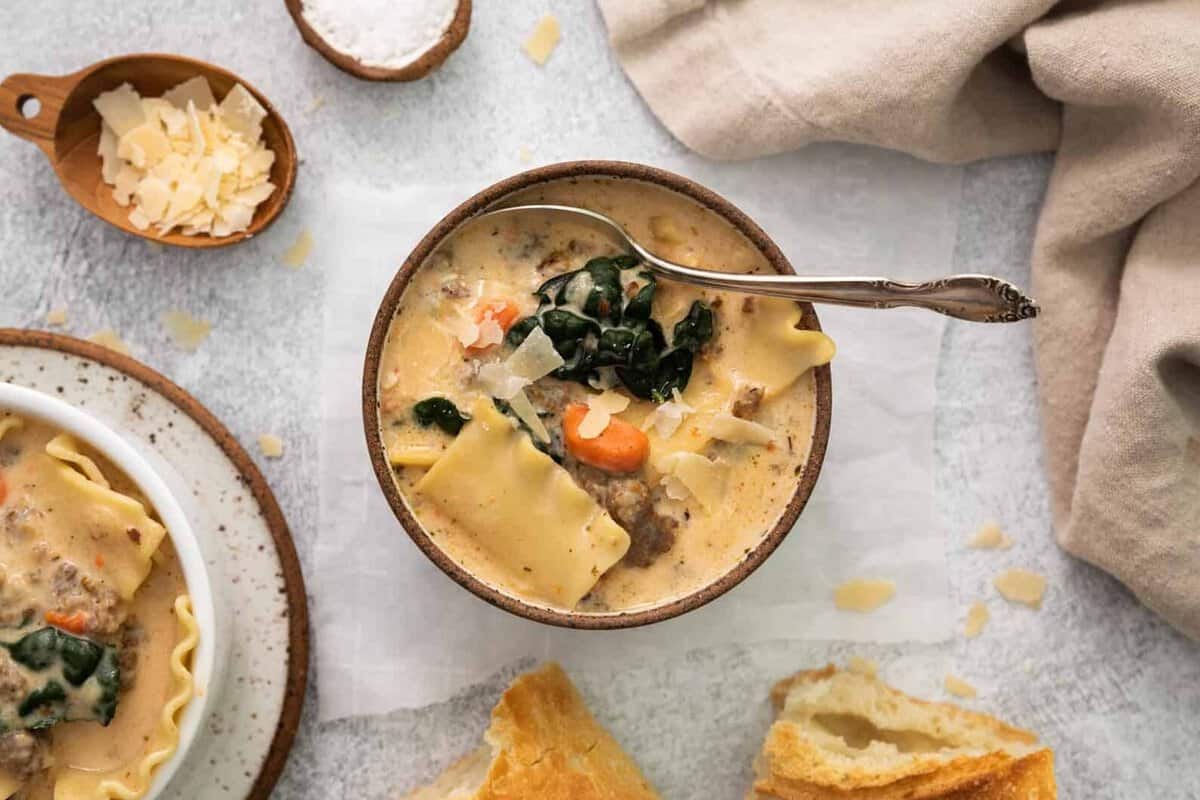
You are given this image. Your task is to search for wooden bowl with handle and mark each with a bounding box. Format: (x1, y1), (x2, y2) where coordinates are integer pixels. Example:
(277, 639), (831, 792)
(0, 53), (297, 249)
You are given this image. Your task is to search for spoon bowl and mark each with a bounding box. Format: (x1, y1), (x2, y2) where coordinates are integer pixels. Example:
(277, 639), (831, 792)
(476, 203), (1040, 323)
(0, 53), (297, 248)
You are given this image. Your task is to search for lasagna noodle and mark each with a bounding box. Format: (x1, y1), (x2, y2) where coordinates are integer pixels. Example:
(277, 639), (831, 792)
(42, 434), (167, 600)
(415, 398), (631, 607)
(0, 771), (20, 799)
(51, 595), (198, 800)
(0, 415), (23, 442)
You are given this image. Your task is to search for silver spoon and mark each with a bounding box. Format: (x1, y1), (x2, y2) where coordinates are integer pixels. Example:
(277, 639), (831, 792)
(475, 204), (1038, 323)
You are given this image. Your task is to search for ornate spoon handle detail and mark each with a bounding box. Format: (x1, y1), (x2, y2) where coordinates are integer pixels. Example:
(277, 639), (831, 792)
(641, 270), (1040, 323)
(475, 205), (1039, 323)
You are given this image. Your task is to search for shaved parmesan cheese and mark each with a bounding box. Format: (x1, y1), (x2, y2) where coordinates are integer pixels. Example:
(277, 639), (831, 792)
(944, 675), (977, 699)
(847, 656), (878, 678)
(283, 229), (314, 268)
(969, 522), (1014, 550)
(95, 78), (275, 238)
(162, 310), (213, 352)
(506, 326), (564, 380)
(477, 362), (528, 401)
(258, 433), (284, 458)
(88, 329), (130, 355)
(588, 367), (619, 391)
(523, 14), (561, 65)
(964, 601), (989, 638)
(162, 76), (216, 111)
(93, 83), (146, 137)
(709, 412), (776, 446)
(994, 569), (1046, 609)
(641, 389), (693, 438)
(833, 579), (895, 612)
(219, 83), (267, 141)
(508, 389), (550, 443)
(473, 318), (505, 350)
(578, 390), (631, 440)
(657, 451), (725, 511)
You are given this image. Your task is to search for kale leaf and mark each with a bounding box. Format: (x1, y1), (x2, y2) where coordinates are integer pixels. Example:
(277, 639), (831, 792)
(413, 397), (470, 435)
(2, 627), (121, 731)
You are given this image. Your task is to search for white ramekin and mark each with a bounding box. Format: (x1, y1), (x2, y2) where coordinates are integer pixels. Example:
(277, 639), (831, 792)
(0, 382), (220, 799)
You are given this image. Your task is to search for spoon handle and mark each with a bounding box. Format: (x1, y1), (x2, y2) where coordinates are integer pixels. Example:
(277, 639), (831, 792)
(645, 266), (1039, 323)
(0, 72), (72, 158)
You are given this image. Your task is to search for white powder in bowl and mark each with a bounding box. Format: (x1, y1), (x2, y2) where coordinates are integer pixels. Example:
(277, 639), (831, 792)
(302, 0), (459, 69)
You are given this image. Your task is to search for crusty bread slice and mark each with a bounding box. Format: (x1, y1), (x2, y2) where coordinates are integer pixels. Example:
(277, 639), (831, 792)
(404, 663), (661, 800)
(749, 665), (1056, 799)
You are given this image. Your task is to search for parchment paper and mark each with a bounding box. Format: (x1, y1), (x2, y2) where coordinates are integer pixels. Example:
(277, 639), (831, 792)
(313, 150), (962, 719)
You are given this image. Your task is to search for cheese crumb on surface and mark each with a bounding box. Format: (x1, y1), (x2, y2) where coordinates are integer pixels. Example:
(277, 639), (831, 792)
(847, 656), (878, 678)
(994, 568), (1047, 609)
(964, 601), (989, 638)
(307, 95), (326, 114)
(258, 433), (284, 458)
(283, 229), (314, 268)
(944, 674), (977, 699)
(162, 310), (213, 352)
(88, 329), (130, 356)
(46, 308), (68, 327)
(518, 145), (533, 164)
(93, 78), (275, 238)
(969, 521), (1014, 550)
(833, 579), (896, 613)
(523, 14), (561, 65)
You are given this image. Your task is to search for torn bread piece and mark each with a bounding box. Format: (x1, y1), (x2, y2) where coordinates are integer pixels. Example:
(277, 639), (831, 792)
(751, 665), (1056, 799)
(404, 663), (660, 800)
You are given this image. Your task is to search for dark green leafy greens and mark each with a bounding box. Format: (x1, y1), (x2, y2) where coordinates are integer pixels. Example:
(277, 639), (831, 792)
(1, 626), (121, 731)
(413, 397), (470, 435)
(506, 255), (716, 402)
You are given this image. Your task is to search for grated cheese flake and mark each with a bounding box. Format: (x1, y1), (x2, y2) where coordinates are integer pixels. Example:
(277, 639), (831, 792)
(833, 579), (895, 613)
(523, 14), (561, 65)
(578, 390), (630, 440)
(283, 229), (313, 268)
(709, 412), (776, 446)
(847, 656), (878, 678)
(258, 433), (284, 458)
(969, 521), (1014, 550)
(88, 329), (131, 356)
(506, 326), (564, 380)
(994, 568), (1047, 609)
(944, 675), (978, 699)
(508, 389), (550, 443)
(657, 451), (726, 512)
(46, 308), (68, 327)
(161, 310), (213, 352)
(642, 388), (693, 438)
(964, 601), (990, 638)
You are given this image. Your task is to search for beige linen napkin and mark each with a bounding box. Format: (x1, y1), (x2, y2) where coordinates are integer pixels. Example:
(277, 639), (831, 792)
(598, 0), (1200, 638)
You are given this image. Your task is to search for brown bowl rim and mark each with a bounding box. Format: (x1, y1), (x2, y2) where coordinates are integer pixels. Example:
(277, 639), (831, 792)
(362, 160), (833, 629)
(285, 0), (471, 82)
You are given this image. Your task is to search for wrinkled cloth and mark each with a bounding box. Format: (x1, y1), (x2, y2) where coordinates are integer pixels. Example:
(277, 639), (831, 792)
(598, 0), (1200, 638)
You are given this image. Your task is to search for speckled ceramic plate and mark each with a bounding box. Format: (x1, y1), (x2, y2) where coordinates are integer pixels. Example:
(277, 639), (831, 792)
(0, 329), (308, 800)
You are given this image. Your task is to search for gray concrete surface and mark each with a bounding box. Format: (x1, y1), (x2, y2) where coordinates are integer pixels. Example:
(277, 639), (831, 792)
(2, 2), (1198, 798)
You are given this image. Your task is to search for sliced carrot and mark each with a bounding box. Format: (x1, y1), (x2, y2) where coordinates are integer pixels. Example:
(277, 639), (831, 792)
(466, 299), (521, 352)
(94, 553), (106, 568)
(562, 403), (649, 474)
(0, 473), (6, 506)
(45, 610), (90, 635)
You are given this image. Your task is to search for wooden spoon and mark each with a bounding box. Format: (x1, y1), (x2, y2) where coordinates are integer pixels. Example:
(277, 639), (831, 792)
(284, 0), (471, 82)
(0, 53), (297, 249)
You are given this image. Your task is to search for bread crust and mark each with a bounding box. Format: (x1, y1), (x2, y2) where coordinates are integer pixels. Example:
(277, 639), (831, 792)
(752, 666), (1056, 800)
(406, 663), (660, 800)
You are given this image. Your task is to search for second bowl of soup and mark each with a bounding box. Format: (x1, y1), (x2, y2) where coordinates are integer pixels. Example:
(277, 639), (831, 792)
(364, 161), (833, 628)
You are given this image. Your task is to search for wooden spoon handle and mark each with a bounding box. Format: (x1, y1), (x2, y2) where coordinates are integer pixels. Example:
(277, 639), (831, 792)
(0, 72), (74, 156)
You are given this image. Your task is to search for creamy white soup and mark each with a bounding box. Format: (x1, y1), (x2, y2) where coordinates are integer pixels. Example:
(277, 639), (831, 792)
(0, 416), (197, 800)
(378, 178), (834, 613)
